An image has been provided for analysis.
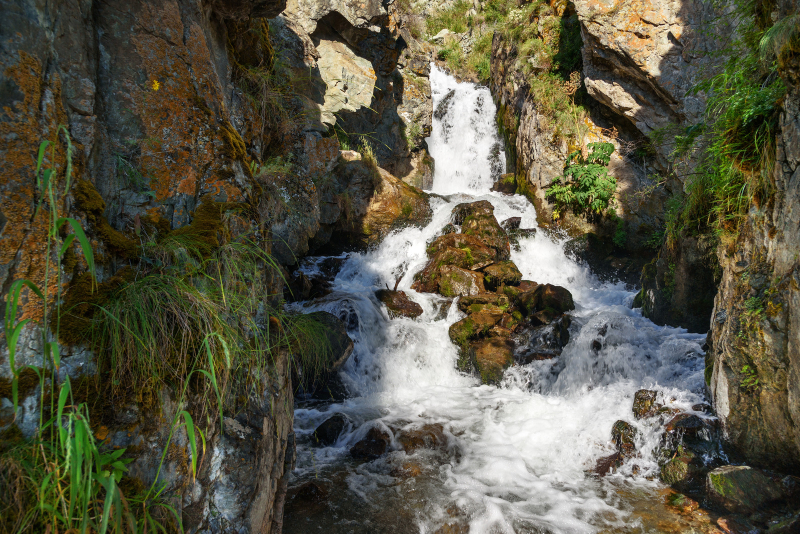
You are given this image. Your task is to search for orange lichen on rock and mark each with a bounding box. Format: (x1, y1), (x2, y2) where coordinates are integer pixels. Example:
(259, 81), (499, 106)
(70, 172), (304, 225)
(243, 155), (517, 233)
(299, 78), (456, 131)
(0, 51), (70, 322)
(130, 1), (246, 209)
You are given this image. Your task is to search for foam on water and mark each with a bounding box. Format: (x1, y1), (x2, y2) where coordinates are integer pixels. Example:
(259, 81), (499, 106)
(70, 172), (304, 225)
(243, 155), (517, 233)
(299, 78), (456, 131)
(289, 67), (710, 533)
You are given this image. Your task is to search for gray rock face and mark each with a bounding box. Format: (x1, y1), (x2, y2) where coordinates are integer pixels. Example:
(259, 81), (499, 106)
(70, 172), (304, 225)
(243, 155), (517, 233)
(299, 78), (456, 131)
(708, 21), (800, 473)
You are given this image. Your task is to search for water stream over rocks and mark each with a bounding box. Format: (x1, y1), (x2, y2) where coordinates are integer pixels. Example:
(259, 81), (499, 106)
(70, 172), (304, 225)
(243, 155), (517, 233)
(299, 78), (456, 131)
(284, 68), (719, 534)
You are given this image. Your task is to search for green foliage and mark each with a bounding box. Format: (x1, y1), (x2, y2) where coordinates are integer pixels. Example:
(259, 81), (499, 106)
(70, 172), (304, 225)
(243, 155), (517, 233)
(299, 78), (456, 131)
(663, 4), (788, 247)
(546, 142), (617, 218)
(2, 133), (180, 534)
(426, 0), (473, 36)
(740, 364), (759, 390)
(250, 153), (294, 176)
(612, 215), (627, 249)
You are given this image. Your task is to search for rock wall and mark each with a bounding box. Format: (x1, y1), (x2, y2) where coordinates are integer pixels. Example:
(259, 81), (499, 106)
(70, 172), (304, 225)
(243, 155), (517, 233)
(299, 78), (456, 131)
(488, 5), (666, 252)
(708, 0), (800, 473)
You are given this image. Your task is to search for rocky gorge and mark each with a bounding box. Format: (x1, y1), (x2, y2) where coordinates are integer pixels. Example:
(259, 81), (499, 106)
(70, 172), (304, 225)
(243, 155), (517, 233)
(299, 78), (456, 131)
(0, 0), (799, 532)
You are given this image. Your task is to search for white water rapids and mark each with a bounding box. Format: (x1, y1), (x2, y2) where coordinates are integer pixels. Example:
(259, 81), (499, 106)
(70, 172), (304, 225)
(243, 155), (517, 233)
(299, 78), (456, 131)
(287, 68), (711, 533)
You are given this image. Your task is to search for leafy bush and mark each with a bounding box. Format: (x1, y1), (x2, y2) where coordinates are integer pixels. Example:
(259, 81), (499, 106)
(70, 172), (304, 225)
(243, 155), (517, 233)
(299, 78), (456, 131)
(546, 142), (617, 218)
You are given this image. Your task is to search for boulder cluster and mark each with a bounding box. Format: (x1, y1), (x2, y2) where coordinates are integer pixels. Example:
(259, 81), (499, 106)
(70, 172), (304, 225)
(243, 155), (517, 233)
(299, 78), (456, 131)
(403, 200), (575, 384)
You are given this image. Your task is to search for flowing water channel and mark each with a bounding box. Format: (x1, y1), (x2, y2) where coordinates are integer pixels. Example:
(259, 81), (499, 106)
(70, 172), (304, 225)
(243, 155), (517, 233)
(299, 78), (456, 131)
(285, 67), (715, 533)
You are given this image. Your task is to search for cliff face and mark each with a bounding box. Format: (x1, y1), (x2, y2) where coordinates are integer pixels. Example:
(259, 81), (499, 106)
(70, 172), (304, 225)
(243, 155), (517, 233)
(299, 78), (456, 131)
(708, 0), (800, 472)
(0, 0), (434, 530)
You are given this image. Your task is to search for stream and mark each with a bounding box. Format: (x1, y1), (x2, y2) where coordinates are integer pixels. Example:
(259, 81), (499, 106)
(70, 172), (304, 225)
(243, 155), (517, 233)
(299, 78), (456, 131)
(285, 67), (714, 533)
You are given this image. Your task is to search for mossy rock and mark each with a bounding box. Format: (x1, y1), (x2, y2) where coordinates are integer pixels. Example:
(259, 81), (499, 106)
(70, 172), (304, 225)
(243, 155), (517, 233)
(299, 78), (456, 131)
(660, 457), (690, 485)
(706, 465), (786, 512)
(482, 261), (522, 290)
(450, 201), (511, 260)
(471, 338), (514, 384)
(518, 283), (575, 316)
(438, 265), (485, 297)
(457, 292), (510, 313)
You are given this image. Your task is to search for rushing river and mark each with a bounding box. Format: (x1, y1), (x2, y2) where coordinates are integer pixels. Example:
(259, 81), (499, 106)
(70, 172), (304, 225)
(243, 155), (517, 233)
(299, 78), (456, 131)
(285, 67), (712, 533)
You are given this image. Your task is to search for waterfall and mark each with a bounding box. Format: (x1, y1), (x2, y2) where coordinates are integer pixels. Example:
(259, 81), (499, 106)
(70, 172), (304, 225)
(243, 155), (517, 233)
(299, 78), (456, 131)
(287, 67), (710, 534)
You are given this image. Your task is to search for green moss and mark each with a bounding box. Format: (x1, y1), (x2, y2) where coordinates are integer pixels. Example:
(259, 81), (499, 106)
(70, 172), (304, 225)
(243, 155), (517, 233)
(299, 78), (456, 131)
(74, 180), (138, 258)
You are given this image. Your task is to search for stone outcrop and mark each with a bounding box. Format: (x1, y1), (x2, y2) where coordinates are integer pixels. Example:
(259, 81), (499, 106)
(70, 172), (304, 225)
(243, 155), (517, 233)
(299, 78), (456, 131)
(708, 5), (800, 473)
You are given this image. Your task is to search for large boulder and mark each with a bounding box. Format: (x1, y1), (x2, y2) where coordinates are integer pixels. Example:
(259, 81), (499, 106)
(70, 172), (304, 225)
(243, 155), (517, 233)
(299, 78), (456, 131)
(328, 159), (432, 250)
(706, 466), (787, 512)
(451, 201), (511, 260)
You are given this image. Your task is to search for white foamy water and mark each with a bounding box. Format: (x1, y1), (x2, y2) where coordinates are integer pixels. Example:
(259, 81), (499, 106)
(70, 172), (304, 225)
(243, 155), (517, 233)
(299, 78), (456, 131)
(287, 67), (711, 534)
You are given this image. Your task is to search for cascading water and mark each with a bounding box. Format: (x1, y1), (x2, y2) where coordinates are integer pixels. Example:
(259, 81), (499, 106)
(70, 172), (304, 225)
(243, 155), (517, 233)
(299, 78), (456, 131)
(286, 67), (713, 534)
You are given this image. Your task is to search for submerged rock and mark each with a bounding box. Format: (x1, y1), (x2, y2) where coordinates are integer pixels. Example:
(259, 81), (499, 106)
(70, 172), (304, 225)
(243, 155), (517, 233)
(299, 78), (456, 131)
(660, 449), (694, 485)
(350, 427), (392, 459)
(512, 315), (571, 364)
(395, 423), (447, 453)
(595, 452), (624, 476)
(706, 465), (786, 512)
(375, 289), (423, 318)
(313, 414), (348, 446)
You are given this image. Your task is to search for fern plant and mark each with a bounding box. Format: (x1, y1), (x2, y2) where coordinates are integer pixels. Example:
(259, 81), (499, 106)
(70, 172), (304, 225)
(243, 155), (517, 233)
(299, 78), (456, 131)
(546, 142), (617, 218)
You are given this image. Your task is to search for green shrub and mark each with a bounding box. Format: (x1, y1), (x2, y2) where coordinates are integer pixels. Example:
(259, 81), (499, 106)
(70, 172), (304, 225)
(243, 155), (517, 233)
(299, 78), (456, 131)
(546, 142), (617, 218)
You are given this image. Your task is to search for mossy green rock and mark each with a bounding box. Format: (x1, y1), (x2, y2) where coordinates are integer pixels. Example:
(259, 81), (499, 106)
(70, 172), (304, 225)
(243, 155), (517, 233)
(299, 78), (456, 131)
(482, 261), (522, 290)
(660, 457), (690, 485)
(457, 292), (510, 313)
(706, 465), (785, 512)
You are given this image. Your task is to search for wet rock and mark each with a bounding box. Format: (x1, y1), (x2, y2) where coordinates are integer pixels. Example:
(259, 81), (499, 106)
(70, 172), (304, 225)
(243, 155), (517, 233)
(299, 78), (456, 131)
(611, 420), (638, 458)
(471, 338), (514, 384)
(375, 289), (423, 319)
(595, 452), (624, 476)
(632, 390), (660, 419)
(692, 403), (713, 414)
(437, 265), (485, 297)
(434, 523), (469, 534)
(448, 309), (505, 348)
(440, 223), (458, 235)
(391, 461), (423, 478)
(313, 414), (348, 446)
(500, 217), (522, 231)
(291, 480), (328, 504)
(396, 423), (447, 453)
(482, 261), (522, 290)
(426, 232), (498, 266)
(507, 227), (537, 252)
(451, 201), (510, 260)
(512, 315), (571, 364)
(350, 426), (392, 459)
(665, 413), (706, 440)
(707, 465), (786, 513)
(518, 284), (575, 317)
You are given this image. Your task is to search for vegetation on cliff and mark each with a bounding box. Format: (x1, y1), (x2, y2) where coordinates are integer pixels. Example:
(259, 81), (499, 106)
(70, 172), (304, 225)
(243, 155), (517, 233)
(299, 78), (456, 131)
(657, 0), (796, 249)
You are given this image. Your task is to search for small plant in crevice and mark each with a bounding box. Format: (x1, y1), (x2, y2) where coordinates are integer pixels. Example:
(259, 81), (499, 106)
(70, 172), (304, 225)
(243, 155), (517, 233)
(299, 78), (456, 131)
(740, 364), (759, 390)
(546, 142), (617, 219)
